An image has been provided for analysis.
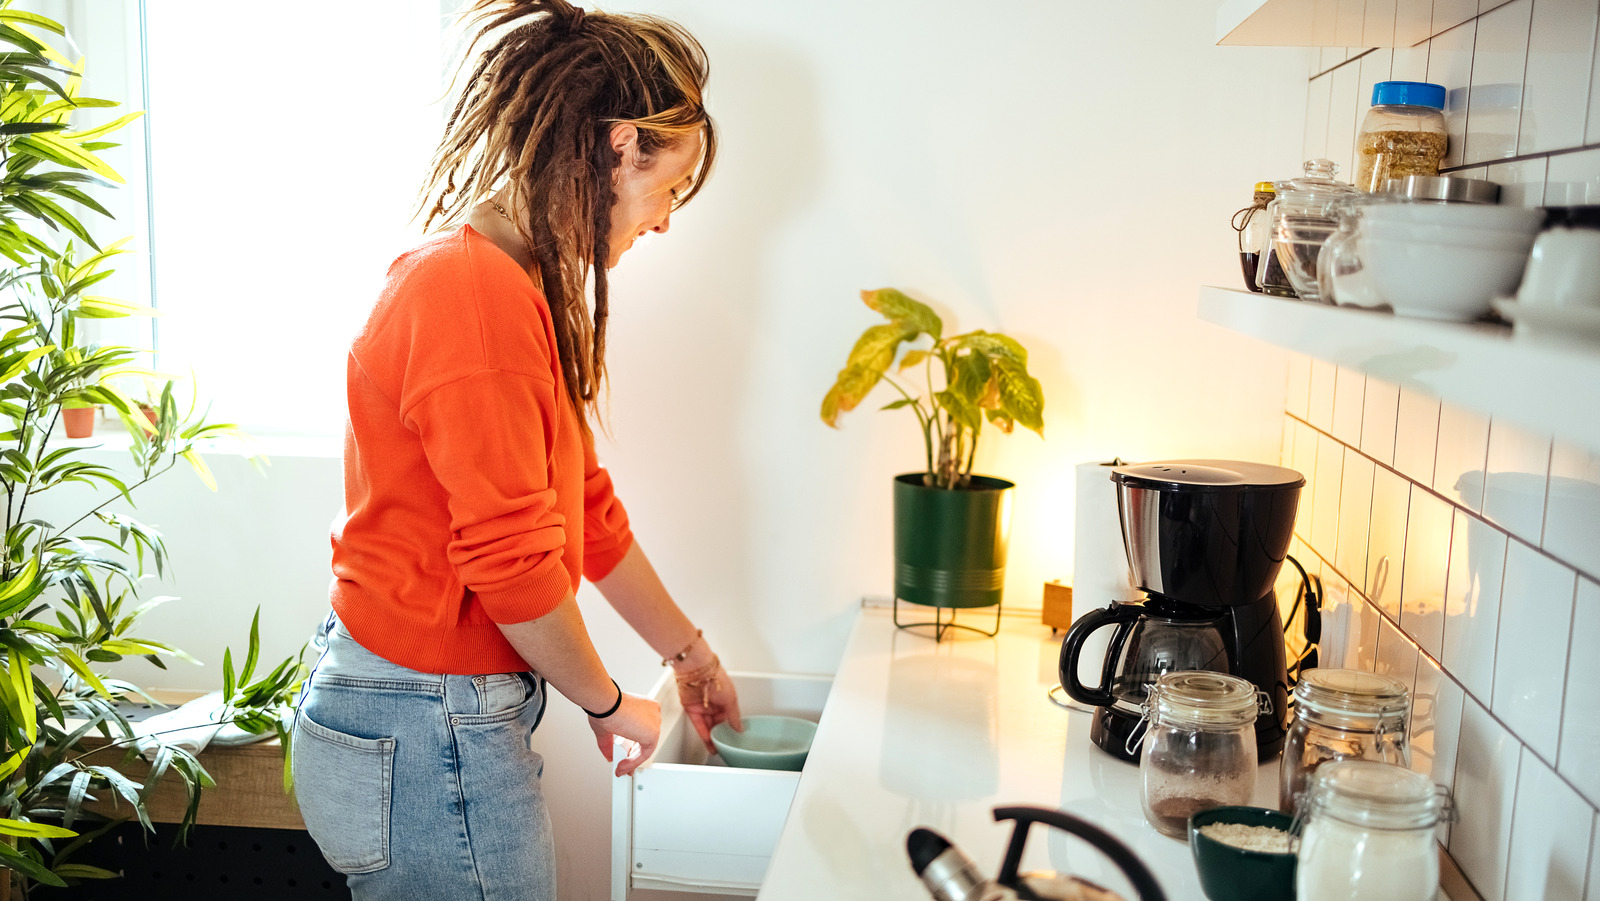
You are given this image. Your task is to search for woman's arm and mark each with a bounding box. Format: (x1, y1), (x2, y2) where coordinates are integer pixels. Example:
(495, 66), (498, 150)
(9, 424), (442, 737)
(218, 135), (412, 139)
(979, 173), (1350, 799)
(593, 542), (742, 750)
(496, 595), (660, 777)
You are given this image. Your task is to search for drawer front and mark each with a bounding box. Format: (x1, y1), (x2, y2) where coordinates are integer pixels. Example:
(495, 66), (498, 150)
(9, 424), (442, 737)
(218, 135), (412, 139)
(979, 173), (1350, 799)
(633, 765), (799, 860)
(613, 671), (830, 900)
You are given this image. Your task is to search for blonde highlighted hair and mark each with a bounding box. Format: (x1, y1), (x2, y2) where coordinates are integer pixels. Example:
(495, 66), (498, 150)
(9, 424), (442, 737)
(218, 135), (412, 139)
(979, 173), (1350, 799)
(419, 0), (716, 426)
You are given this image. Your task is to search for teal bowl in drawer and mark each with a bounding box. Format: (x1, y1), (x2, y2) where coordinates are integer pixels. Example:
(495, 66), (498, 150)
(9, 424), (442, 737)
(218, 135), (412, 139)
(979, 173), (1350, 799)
(711, 715), (816, 771)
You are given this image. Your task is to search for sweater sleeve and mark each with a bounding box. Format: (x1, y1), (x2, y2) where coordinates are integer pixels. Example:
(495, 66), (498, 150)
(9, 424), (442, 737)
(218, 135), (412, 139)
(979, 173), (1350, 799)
(406, 368), (571, 623)
(581, 431), (633, 581)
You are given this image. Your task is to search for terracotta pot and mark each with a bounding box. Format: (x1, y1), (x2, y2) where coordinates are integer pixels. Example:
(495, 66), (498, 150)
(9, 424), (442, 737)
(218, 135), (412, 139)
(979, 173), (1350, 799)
(62, 406), (95, 438)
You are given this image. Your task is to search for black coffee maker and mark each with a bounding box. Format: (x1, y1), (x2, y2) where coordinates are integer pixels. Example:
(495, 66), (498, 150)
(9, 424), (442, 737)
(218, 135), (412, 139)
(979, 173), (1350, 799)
(1059, 460), (1305, 763)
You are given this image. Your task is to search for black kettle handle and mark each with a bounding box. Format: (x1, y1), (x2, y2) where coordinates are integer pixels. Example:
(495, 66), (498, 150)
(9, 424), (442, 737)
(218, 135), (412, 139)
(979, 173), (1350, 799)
(1059, 603), (1137, 708)
(992, 806), (1167, 901)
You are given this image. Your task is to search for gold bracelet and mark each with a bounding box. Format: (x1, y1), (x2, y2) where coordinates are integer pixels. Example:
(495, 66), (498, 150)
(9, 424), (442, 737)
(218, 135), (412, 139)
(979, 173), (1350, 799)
(662, 629), (703, 667)
(674, 655), (721, 707)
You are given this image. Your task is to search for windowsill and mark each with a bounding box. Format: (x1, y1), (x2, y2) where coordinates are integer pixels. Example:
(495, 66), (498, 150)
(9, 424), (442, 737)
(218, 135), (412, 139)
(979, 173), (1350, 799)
(49, 420), (342, 460)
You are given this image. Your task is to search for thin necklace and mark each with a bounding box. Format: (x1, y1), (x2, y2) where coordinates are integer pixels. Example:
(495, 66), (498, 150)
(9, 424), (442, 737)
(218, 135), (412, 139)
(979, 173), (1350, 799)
(487, 198), (537, 274)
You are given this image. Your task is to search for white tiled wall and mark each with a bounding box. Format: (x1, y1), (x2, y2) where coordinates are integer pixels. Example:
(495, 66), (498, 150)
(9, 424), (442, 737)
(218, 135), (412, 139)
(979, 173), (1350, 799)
(1306, 0), (1600, 201)
(1286, 5), (1600, 898)
(1283, 381), (1599, 901)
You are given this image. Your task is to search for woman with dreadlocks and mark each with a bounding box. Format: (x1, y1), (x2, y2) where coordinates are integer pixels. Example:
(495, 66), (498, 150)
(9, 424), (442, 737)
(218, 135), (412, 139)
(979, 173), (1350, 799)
(290, 2), (739, 896)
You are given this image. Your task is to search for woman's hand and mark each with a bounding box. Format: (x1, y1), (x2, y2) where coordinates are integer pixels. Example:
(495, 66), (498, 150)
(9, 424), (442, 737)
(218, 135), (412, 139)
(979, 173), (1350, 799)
(676, 656), (742, 754)
(587, 693), (661, 777)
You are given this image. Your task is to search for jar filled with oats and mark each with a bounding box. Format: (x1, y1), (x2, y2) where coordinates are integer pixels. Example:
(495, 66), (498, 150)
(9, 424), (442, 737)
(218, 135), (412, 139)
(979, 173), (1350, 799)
(1354, 81), (1448, 192)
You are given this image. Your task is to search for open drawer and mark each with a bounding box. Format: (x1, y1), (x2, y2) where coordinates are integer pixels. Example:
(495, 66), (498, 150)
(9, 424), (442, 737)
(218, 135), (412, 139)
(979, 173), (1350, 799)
(610, 670), (833, 899)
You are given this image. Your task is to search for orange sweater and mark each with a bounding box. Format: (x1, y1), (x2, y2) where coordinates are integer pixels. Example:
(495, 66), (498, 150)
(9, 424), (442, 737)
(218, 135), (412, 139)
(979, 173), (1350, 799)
(330, 225), (634, 674)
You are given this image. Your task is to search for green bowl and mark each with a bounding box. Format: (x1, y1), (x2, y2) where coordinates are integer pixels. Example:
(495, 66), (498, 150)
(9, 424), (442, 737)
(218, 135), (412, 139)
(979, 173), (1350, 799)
(710, 715), (816, 771)
(1188, 806), (1297, 901)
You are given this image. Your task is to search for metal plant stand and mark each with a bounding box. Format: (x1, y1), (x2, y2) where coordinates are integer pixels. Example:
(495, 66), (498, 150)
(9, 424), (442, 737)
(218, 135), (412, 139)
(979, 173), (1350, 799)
(892, 595), (1002, 642)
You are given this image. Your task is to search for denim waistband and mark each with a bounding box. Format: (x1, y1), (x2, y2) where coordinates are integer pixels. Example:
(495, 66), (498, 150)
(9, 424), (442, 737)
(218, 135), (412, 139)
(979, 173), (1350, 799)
(311, 610), (534, 694)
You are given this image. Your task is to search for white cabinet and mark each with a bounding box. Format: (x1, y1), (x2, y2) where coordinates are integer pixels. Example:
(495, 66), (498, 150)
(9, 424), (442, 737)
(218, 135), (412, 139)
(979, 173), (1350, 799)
(610, 671), (833, 899)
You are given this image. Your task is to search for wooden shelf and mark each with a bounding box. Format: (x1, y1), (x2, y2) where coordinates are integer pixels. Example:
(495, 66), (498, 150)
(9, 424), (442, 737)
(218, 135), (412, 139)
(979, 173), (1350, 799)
(1216, 0), (1449, 48)
(1198, 286), (1600, 452)
(66, 690), (303, 831)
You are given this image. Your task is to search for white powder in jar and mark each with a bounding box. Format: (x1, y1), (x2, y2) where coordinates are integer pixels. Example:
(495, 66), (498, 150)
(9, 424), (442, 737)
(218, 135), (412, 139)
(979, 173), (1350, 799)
(1197, 822), (1295, 854)
(1296, 815), (1438, 901)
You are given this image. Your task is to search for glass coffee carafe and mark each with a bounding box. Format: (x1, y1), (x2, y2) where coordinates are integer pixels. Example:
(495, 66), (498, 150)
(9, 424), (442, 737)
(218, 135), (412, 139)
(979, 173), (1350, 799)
(1059, 598), (1233, 758)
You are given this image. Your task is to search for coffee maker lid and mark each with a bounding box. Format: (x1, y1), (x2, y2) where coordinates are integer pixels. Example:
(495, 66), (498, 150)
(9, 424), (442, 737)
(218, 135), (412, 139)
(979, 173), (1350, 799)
(1111, 459), (1305, 491)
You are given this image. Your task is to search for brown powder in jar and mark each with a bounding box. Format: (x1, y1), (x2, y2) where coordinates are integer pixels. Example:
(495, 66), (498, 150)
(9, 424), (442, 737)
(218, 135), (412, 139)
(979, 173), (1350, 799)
(1355, 129), (1449, 191)
(1147, 797), (1231, 837)
(1198, 822), (1296, 854)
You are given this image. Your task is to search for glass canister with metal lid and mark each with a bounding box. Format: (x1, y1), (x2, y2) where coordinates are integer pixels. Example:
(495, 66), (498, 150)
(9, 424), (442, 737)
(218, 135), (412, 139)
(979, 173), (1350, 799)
(1268, 159), (1359, 303)
(1279, 668), (1410, 814)
(1140, 671), (1261, 838)
(1295, 759), (1451, 901)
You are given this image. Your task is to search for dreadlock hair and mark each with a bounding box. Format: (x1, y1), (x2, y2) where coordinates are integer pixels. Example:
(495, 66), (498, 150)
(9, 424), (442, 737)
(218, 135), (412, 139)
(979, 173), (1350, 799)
(419, 0), (715, 429)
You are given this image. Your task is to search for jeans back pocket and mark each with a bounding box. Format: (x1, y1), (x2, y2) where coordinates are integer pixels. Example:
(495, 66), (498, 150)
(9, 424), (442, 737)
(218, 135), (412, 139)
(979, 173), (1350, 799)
(291, 708), (395, 874)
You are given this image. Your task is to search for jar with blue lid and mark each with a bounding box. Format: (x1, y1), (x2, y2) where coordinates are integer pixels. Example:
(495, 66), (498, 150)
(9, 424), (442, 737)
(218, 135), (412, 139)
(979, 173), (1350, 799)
(1354, 81), (1448, 192)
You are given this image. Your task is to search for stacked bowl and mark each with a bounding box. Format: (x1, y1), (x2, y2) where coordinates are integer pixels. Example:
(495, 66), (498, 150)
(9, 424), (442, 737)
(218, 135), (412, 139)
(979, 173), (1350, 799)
(1358, 202), (1544, 321)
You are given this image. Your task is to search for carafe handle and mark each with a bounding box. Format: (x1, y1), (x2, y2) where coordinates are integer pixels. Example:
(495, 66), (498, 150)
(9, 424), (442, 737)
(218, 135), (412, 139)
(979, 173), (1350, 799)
(1059, 603), (1138, 708)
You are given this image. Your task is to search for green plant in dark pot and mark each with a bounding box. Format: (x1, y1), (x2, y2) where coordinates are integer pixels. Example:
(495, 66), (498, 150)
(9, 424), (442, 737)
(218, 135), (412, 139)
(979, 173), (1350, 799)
(821, 288), (1044, 622)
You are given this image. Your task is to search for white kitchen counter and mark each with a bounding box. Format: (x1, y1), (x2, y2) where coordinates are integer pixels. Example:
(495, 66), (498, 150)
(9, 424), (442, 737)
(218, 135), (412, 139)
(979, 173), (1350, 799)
(756, 605), (1279, 901)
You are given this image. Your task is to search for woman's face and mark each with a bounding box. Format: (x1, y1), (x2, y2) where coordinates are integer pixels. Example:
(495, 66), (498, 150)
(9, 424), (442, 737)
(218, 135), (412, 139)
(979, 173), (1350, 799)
(606, 130), (702, 268)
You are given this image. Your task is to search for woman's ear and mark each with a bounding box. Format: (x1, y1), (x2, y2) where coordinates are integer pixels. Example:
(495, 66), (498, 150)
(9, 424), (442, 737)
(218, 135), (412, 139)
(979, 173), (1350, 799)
(609, 122), (641, 167)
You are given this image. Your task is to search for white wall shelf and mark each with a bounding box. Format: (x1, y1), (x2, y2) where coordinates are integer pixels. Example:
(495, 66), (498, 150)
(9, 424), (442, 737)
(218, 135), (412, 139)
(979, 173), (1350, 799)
(1216, 0), (1446, 48)
(1198, 286), (1600, 453)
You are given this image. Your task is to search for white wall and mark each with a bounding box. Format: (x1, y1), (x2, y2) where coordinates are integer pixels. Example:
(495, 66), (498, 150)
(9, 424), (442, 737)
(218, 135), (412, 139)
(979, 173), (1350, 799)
(47, 2), (1312, 899)
(1286, 4), (1600, 899)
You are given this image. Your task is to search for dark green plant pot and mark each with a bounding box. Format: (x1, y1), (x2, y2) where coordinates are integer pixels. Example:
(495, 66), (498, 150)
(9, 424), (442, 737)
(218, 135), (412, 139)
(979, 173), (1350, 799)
(893, 473), (1014, 609)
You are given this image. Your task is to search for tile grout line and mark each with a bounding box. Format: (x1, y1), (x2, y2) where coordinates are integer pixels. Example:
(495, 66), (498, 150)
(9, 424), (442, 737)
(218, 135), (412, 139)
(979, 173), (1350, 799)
(1498, 746), (1526, 901)
(1285, 411), (1598, 585)
(1286, 456), (1600, 815)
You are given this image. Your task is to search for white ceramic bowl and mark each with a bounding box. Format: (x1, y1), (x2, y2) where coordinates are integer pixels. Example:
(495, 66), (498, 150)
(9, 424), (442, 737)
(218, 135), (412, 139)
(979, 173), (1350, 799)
(1360, 235), (1531, 321)
(1362, 202), (1545, 235)
(1363, 218), (1540, 251)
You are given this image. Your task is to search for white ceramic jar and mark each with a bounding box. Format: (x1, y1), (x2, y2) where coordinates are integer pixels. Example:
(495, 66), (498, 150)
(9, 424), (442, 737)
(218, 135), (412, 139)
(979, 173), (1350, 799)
(1295, 759), (1448, 901)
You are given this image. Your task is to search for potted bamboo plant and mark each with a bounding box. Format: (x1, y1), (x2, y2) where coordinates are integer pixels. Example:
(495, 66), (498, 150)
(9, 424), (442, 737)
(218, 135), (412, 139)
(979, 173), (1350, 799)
(0, 6), (303, 895)
(822, 288), (1045, 634)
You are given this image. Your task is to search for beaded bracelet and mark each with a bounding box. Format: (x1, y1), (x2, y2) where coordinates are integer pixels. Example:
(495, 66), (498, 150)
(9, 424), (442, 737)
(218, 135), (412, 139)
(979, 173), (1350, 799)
(662, 629), (703, 666)
(581, 678), (623, 719)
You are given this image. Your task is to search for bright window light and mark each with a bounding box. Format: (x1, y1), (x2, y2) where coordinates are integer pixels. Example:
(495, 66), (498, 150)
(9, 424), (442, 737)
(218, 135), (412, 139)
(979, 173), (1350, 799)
(89, 1), (458, 437)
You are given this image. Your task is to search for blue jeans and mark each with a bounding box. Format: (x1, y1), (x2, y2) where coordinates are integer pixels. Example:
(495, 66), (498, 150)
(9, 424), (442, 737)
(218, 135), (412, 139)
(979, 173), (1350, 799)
(291, 613), (553, 900)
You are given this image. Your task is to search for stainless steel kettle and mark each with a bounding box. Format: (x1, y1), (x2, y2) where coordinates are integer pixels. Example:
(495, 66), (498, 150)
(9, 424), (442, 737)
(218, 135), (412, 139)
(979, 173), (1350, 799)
(907, 806), (1167, 901)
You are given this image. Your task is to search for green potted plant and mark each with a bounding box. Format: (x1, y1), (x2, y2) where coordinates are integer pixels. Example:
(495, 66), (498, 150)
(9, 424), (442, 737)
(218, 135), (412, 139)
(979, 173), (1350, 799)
(821, 287), (1045, 627)
(0, 6), (303, 895)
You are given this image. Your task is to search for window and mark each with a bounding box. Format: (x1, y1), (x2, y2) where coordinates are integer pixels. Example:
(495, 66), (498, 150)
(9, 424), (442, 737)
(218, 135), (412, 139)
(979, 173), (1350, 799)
(72, 1), (458, 437)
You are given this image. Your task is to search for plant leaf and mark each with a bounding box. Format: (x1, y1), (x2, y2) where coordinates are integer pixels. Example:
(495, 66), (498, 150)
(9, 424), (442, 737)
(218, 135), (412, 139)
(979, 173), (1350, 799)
(13, 133), (123, 183)
(0, 818), (76, 838)
(860, 287), (941, 342)
(0, 839), (68, 887)
(820, 324), (907, 427)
